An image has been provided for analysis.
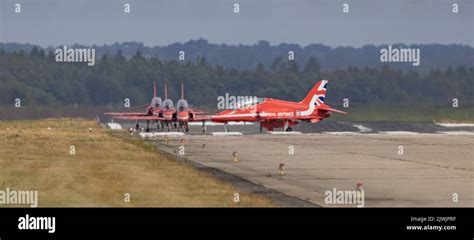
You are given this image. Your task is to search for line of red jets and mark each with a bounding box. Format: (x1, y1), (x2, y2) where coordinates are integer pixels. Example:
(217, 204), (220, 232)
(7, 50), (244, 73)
(104, 80), (347, 133)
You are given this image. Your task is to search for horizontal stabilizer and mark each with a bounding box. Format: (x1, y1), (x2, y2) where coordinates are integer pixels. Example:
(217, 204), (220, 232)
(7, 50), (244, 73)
(318, 106), (347, 114)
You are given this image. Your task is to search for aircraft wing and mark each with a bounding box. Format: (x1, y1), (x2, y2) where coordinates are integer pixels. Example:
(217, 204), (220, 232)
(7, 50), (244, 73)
(189, 108), (207, 115)
(112, 116), (166, 121)
(104, 112), (150, 117)
(191, 115), (211, 121)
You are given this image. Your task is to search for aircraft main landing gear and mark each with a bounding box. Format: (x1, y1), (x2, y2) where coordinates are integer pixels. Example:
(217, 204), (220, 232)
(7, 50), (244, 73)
(283, 120), (290, 132)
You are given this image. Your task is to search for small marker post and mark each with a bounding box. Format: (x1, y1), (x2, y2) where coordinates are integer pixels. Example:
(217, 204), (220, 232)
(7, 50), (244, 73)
(279, 163), (285, 176)
(356, 182), (364, 206)
(232, 151), (239, 162)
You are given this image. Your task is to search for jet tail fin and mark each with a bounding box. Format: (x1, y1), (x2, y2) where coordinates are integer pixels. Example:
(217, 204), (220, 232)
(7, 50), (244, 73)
(300, 80), (328, 106)
(164, 80), (168, 99)
(181, 80), (184, 100)
(299, 80), (347, 115)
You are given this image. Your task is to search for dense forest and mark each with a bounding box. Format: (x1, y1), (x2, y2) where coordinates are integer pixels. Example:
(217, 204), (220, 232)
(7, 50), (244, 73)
(0, 46), (472, 111)
(1, 40), (473, 71)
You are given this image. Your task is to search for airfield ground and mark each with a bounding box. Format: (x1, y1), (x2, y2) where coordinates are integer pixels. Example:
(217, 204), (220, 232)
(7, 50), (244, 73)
(144, 123), (474, 207)
(1, 118), (472, 207)
(0, 119), (274, 207)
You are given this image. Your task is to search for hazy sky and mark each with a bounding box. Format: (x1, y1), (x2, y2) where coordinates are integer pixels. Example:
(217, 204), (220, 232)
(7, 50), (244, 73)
(1, 0), (473, 47)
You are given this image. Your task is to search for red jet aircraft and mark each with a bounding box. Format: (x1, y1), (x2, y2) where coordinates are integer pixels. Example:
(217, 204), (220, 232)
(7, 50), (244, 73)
(104, 81), (162, 131)
(111, 81), (207, 132)
(211, 80), (347, 132)
(160, 81), (177, 130)
(173, 81), (208, 132)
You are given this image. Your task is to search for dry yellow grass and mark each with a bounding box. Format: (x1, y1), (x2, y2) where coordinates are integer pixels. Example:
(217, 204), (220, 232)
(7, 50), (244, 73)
(0, 118), (274, 207)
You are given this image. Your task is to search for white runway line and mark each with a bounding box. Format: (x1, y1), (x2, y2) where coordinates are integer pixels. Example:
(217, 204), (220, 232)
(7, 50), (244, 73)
(435, 123), (474, 128)
(437, 131), (474, 135)
(228, 121), (254, 125)
(140, 132), (185, 138)
(323, 132), (362, 135)
(211, 132), (243, 136)
(188, 121), (254, 126)
(268, 131), (302, 135)
(139, 133), (155, 138)
(379, 131), (419, 135)
(188, 122), (222, 126)
(353, 124), (372, 132)
(153, 132), (185, 137)
(107, 123), (122, 130)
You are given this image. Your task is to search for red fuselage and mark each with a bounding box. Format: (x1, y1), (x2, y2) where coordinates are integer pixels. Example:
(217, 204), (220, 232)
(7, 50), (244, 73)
(210, 80), (346, 131)
(213, 98), (328, 122)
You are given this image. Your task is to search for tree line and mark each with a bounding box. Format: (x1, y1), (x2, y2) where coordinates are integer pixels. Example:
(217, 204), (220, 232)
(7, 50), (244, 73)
(0, 47), (472, 110)
(1, 40), (473, 71)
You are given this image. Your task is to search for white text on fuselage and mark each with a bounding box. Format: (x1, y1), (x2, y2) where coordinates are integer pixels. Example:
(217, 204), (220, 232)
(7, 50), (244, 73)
(261, 112), (294, 117)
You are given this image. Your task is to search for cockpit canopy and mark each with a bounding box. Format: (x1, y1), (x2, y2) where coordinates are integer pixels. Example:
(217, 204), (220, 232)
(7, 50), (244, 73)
(176, 99), (189, 112)
(150, 97), (162, 109)
(236, 97), (264, 109)
(163, 99), (174, 110)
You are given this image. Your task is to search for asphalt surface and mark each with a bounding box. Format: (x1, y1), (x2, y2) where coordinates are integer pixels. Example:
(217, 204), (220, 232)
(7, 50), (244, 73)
(118, 121), (474, 134)
(112, 121), (474, 207)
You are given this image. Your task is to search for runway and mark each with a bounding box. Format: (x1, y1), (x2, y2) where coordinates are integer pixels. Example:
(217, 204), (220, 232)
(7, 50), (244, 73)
(149, 130), (473, 207)
(111, 121), (474, 207)
(119, 120), (474, 135)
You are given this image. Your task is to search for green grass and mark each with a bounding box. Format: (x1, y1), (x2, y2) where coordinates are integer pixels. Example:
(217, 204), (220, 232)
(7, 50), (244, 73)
(0, 118), (275, 207)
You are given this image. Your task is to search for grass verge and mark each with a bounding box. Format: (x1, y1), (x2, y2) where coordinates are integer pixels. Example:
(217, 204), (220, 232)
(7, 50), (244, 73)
(0, 118), (274, 207)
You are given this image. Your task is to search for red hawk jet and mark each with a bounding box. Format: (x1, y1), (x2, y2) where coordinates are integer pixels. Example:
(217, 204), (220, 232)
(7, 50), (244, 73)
(110, 81), (207, 132)
(211, 80), (347, 132)
(104, 81), (162, 131)
(173, 81), (208, 132)
(159, 81), (177, 130)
